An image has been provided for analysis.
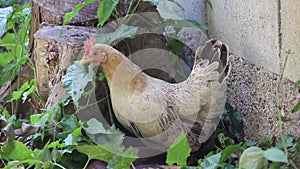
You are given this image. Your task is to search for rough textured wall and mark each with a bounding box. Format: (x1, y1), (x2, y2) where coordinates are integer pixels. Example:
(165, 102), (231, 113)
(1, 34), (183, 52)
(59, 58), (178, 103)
(281, 1), (300, 81)
(227, 55), (300, 141)
(206, 0), (300, 141)
(176, 0), (206, 24)
(207, 0), (280, 75)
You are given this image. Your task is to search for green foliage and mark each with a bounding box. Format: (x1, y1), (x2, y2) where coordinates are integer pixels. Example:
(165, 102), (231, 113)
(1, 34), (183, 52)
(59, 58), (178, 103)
(76, 118), (138, 169)
(293, 80), (300, 112)
(167, 38), (183, 58)
(264, 148), (288, 163)
(61, 0), (119, 36)
(166, 132), (192, 166)
(60, 0), (96, 36)
(0, 140), (37, 161)
(218, 133), (234, 148)
(292, 102), (300, 113)
(223, 103), (244, 135)
(8, 79), (37, 103)
(0, 3), (31, 87)
(219, 143), (245, 164)
(63, 0), (96, 25)
(198, 152), (221, 169)
(84, 118), (125, 153)
(239, 146), (288, 169)
(276, 135), (294, 150)
(95, 24), (137, 45)
(107, 147), (139, 169)
(239, 147), (268, 169)
(76, 145), (115, 163)
(197, 141), (245, 168)
(96, 0), (119, 27)
(2, 1), (300, 169)
(62, 61), (95, 106)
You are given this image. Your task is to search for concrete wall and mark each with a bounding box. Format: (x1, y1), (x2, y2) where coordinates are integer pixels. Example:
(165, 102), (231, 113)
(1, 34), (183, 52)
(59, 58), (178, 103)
(207, 0), (300, 82)
(281, 1), (300, 81)
(207, 0), (300, 141)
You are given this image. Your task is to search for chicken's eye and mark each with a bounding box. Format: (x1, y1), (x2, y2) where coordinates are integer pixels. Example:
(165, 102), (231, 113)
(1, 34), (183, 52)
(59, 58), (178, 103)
(93, 51), (97, 55)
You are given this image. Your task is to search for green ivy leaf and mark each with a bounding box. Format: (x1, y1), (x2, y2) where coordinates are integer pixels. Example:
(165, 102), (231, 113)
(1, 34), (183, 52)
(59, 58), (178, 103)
(63, 0), (96, 24)
(98, 72), (106, 81)
(218, 133), (234, 148)
(276, 135), (294, 149)
(107, 146), (139, 169)
(62, 61), (95, 106)
(76, 145), (115, 163)
(0, 31), (15, 48)
(224, 103), (244, 135)
(37, 143), (52, 167)
(10, 80), (30, 101)
(59, 114), (81, 137)
(30, 108), (56, 140)
(0, 52), (14, 67)
(198, 152), (221, 169)
(0, 140), (35, 161)
(239, 146), (268, 169)
(30, 113), (44, 124)
(167, 38), (183, 58)
(95, 24), (137, 45)
(263, 148), (288, 163)
(84, 118), (108, 134)
(166, 132), (191, 166)
(219, 143), (245, 164)
(3, 159), (42, 169)
(21, 79), (37, 103)
(47, 140), (67, 149)
(292, 102), (300, 113)
(97, 0), (119, 27)
(294, 80), (300, 90)
(61, 0), (97, 36)
(64, 127), (82, 146)
(156, 0), (183, 20)
(84, 118), (125, 154)
(8, 79), (36, 102)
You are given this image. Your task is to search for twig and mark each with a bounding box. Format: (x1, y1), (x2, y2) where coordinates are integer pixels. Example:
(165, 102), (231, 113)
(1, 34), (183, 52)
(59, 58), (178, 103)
(275, 49), (294, 159)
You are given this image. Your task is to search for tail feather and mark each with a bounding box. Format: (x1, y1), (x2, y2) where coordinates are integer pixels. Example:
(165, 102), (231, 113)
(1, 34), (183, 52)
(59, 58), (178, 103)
(189, 39), (230, 146)
(194, 39), (230, 83)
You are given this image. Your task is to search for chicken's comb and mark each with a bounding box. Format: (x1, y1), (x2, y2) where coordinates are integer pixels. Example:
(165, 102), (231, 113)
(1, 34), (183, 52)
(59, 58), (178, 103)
(84, 37), (96, 56)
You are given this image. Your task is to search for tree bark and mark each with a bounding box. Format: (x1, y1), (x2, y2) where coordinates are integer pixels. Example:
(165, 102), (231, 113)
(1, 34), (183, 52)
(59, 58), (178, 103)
(33, 25), (96, 108)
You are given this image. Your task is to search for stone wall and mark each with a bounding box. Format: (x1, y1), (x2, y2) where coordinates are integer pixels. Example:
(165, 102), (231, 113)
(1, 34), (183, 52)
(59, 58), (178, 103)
(207, 0), (300, 141)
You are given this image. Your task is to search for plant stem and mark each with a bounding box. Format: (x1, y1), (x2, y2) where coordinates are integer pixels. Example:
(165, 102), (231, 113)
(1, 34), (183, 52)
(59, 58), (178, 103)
(124, 0), (141, 23)
(52, 162), (67, 169)
(83, 158), (90, 169)
(275, 51), (290, 157)
(104, 82), (114, 125)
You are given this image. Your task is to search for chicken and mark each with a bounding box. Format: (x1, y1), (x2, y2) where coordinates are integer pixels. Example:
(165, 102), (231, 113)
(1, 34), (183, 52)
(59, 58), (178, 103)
(80, 37), (230, 151)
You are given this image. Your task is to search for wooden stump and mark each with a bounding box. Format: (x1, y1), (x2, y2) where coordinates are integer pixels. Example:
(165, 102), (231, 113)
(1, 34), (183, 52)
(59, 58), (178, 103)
(29, 0), (98, 52)
(31, 0), (98, 25)
(33, 25), (96, 108)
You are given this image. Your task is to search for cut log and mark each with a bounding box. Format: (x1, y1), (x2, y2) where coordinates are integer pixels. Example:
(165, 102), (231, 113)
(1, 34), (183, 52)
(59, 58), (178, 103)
(31, 0), (98, 25)
(29, 0), (98, 52)
(33, 25), (97, 108)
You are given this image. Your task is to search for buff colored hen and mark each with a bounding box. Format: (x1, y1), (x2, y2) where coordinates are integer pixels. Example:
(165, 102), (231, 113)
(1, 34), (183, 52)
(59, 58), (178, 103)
(80, 37), (230, 151)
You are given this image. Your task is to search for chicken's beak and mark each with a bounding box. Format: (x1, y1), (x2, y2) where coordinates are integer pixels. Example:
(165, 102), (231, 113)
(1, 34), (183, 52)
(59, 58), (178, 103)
(80, 58), (94, 65)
